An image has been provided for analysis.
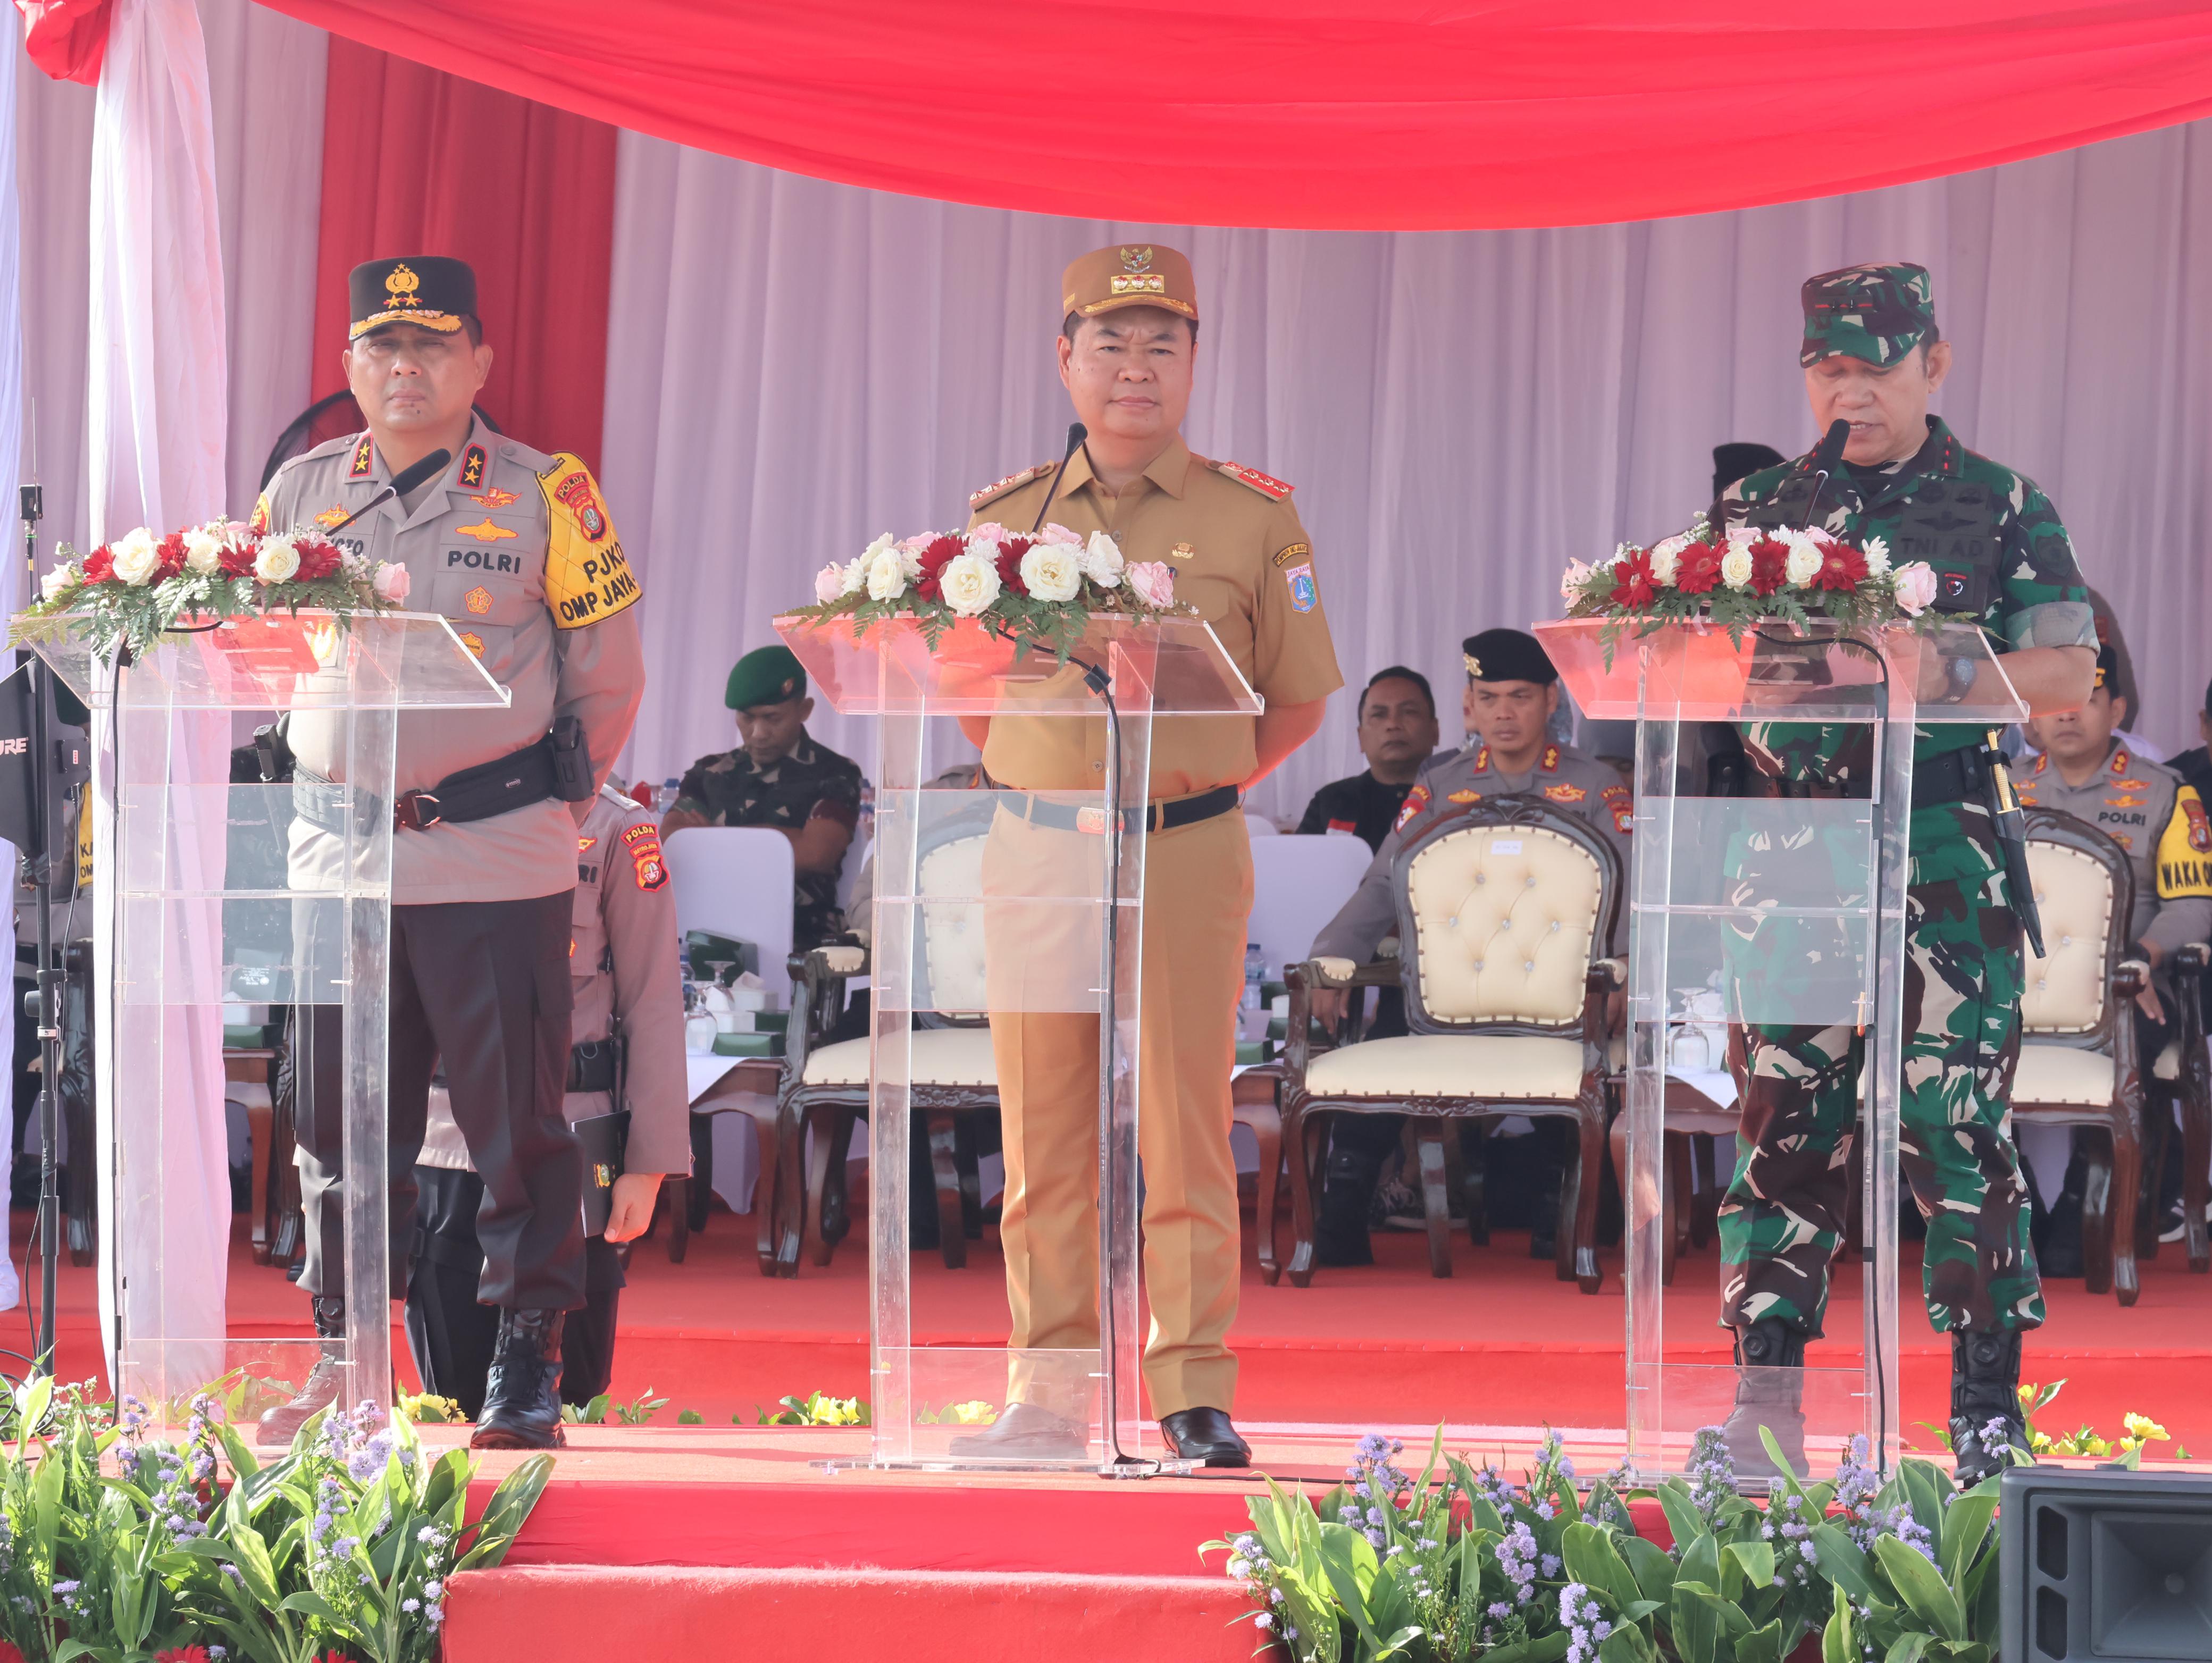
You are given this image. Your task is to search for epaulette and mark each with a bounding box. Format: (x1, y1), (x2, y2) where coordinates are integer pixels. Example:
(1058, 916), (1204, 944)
(1206, 458), (1293, 500)
(969, 462), (1056, 510)
(599, 782), (642, 811)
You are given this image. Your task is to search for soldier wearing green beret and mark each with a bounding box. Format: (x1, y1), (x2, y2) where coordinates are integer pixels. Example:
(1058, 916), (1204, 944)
(1707, 262), (2097, 1482)
(663, 644), (866, 947)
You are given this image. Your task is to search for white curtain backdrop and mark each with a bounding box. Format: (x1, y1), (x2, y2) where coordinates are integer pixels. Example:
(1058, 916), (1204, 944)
(604, 124), (2212, 819)
(0, 9), (23, 1315)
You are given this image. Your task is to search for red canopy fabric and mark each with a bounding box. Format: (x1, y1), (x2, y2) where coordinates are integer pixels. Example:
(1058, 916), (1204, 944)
(254, 0), (2212, 230)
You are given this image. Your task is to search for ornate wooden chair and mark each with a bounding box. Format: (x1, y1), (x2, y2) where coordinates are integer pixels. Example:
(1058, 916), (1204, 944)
(2014, 810), (2149, 1304)
(2136, 944), (2211, 1271)
(1279, 797), (1624, 1290)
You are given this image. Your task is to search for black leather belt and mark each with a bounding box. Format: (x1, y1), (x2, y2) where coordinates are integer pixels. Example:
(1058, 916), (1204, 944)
(1008, 783), (1241, 836)
(295, 734), (560, 836)
(567, 1039), (619, 1095)
(1910, 743), (1995, 811)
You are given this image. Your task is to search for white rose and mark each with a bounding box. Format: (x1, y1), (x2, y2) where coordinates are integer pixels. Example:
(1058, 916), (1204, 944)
(839, 556), (867, 597)
(39, 564), (72, 602)
(865, 547), (908, 602)
(182, 529), (225, 576)
(253, 533), (302, 584)
(1019, 543), (1082, 603)
(1559, 559), (1593, 602)
(938, 551), (1002, 617)
(1720, 544), (1754, 591)
(1861, 535), (1891, 575)
(1781, 529), (1823, 587)
(1650, 533), (1694, 587)
(110, 527), (161, 587)
(1078, 530), (1124, 589)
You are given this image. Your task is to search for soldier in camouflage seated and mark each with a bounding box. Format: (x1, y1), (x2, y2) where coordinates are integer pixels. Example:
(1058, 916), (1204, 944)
(663, 644), (865, 948)
(1707, 262), (2097, 1483)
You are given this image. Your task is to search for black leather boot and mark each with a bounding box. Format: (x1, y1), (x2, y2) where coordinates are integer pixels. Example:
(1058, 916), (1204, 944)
(1314, 1148), (1378, 1267)
(470, 1309), (568, 1450)
(1949, 1328), (2027, 1485)
(257, 1296), (348, 1448)
(1721, 1317), (1807, 1483)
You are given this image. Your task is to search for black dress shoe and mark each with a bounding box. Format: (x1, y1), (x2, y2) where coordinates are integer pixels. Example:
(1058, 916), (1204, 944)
(1161, 1407), (1251, 1468)
(944, 1401), (1086, 1462)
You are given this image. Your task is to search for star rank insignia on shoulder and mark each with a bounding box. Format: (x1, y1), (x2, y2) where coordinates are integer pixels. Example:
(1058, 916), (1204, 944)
(969, 462), (1057, 510)
(1539, 745), (1561, 773)
(1206, 458), (1293, 500)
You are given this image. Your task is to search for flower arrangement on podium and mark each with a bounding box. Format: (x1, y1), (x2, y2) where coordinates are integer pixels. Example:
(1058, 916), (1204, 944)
(11, 518), (412, 657)
(784, 523), (1191, 662)
(1559, 517), (1941, 652)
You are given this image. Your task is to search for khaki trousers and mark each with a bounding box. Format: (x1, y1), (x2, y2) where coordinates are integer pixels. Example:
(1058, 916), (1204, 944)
(984, 805), (1251, 1418)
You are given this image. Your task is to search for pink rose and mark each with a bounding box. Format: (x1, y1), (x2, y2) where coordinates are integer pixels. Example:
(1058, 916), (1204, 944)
(371, 562), (411, 603)
(1126, 560), (1175, 609)
(966, 522), (1008, 548)
(1892, 561), (1938, 616)
(1036, 522), (1083, 548)
(813, 561), (847, 604)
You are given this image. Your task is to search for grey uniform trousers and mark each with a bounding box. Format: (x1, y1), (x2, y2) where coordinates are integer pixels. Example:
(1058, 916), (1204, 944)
(293, 892), (587, 1312)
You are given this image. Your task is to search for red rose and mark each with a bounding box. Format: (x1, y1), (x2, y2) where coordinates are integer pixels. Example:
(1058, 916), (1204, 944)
(292, 535), (342, 582)
(1674, 539), (1723, 595)
(912, 534), (962, 602)
(1747, 536), (1790, 597)
(1812, 538), (1867, 593)
(1607, 547), (1656, 610)
(154, 531), (189, 581)
(994, 535), (1032, 597)
(80, 547), (115, 584)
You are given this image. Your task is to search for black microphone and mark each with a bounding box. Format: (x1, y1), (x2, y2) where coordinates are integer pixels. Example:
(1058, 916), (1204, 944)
(1027, 424), (1087, 535)
(320, 447), (453, 537)
(1798, 418), (1850, 529)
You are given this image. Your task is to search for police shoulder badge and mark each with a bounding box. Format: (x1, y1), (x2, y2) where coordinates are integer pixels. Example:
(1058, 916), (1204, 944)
(2157, 788), (2212, 896)
(1283, 562), (1318, 614)
(623, 821), (669, 891)
(1602, 783), (1633, 835)
(538, 453), (640, 630)
(1208, 458), (1293, 500)
(249, 492), (272, 535)
(1394, 783), (1430, 832)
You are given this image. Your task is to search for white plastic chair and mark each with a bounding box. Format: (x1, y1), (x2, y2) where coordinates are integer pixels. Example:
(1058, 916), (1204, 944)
(1245, 813), (1281, 839)
(665, 826), (797, 998)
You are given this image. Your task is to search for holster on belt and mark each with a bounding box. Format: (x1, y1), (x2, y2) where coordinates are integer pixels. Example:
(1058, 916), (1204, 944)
(1981, 734), (2047, 961)
(567, 1036), (622, 1097)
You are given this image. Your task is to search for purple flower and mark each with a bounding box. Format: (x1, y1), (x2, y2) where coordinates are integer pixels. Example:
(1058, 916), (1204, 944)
(1687, 1425), (1737, 1522)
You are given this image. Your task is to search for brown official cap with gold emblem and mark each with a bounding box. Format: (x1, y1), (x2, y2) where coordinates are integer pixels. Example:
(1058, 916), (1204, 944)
(348, 255), (477, 341)
(1061, 243), (1198, 323)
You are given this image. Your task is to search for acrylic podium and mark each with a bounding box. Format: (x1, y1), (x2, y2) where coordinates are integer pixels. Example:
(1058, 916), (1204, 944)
(26, 610), (506, 1422)
(778, 613), (1258, 1471)
(1535, 617), (2027, 1482)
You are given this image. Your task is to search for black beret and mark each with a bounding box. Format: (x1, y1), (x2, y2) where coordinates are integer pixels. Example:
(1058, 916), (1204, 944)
(1463, 628), (1556, 686)
(1713, 442), (1786, 499)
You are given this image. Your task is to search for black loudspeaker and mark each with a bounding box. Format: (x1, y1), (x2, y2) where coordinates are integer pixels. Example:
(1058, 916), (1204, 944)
(2004, 1466), (2212, 1660)
(0, 661), (89, 898)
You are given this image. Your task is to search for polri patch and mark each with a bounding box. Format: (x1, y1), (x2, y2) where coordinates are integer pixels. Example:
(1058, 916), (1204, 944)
(623, 822), (669, 891)
(1284, 562), (1318, 614)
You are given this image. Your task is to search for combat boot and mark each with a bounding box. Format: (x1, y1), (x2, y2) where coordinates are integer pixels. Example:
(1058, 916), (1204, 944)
(257, 1296), (348, 1448)
(471, 1309), (568, 1450)
(1720, 1317), (1807, 1484)
(1949, 1328), (2028, 1485)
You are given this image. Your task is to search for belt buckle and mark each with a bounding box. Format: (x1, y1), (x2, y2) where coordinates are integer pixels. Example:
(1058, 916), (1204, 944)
(1075, 805), (1107, 835)
(395, 791), (442, 832)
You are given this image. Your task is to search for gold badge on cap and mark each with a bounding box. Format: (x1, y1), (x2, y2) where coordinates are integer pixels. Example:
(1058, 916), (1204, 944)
(1464, 653), (1482, 678)
(1119, 246), (1153, 272)
(384, 263), (420, 310)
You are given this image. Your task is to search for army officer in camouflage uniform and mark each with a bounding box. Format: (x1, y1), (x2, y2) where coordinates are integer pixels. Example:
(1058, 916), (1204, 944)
(1710, 262), (2096, 1481)
(1305, 629), (1633, 1266)
(407, 783), (692, 1415)
(663, 644), (865, 948)
(254, 256), (645, 1451)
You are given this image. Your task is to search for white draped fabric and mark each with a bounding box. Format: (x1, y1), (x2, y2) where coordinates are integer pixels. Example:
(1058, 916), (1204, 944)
(0, 14), (23, 1315)
(603, 125), (2212, 817)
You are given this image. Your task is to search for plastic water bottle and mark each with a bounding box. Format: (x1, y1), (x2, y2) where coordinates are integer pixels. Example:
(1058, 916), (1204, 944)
(1242, 943), (1264, 1037)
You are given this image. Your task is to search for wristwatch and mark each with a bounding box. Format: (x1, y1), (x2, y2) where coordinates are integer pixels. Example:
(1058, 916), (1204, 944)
(1936, 654), (1978, 705)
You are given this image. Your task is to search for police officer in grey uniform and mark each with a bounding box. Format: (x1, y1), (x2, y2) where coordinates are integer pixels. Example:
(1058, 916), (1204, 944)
(2015, 644), (2212, 1269)
(1305, 629), (1634, 1264)
(253, 256), (645, 1449)
(405, 783), (691, 1414)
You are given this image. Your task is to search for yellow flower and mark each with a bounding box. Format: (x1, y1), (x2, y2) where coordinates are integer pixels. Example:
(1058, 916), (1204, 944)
(2029, 1431), (2054, 1453)
(2018, 1383), (2037, 1407)
(2123, 1413), (2169, 1442)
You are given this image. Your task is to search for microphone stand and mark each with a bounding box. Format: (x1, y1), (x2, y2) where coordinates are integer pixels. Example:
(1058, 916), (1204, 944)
(16, 484), (62, 1377)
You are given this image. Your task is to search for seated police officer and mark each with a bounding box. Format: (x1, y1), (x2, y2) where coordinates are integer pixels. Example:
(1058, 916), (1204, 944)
(2015, 645), (2212, 1271)
(663, 645), (865, 948)
(253, 256), (644, 1450)
(1295, 667), (1441, 851)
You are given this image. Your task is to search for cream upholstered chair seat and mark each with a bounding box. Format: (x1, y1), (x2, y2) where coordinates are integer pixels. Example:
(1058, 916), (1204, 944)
(1403, 824), (1602, 1024)
(2154, 1039), (2182, 1083)
(2014, 1044), (2116, 1107)
(2021, 839), (2114, 1035)
(1305, 1034), (1586, 1102)
(798, 1026), (997, 1089)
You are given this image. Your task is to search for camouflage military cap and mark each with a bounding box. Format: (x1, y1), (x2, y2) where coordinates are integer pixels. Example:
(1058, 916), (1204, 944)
(1799, 263), (1935, 368)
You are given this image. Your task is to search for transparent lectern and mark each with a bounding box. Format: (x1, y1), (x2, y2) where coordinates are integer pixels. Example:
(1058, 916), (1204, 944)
(27, 611), (507, 1421)
(1535, 617), (2027, 1481)
(778, 613), (1258, 1471)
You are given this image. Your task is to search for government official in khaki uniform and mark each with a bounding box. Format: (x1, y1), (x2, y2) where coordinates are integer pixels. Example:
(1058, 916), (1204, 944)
(254, 257), (644, 1450)
(1305, 629), (1633, 1264)
(950, 245), (1340, 1467)
(405, 784), (691, 1415)
(2016, 645), (2212, 1270)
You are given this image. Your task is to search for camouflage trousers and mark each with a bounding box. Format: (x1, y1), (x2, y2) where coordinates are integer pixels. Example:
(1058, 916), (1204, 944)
(1717, 799), (2045, 1338)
